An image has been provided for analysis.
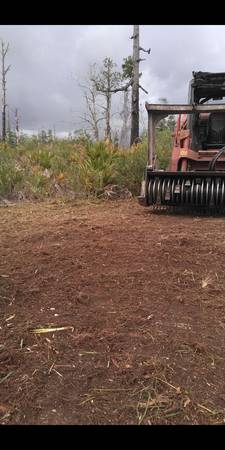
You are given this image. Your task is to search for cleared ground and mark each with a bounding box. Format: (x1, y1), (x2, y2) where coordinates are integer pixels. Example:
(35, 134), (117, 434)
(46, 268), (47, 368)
(0, 199), (225, 424)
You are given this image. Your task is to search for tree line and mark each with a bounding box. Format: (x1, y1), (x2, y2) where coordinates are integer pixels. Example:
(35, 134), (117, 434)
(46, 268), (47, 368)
(0, 25), (175, 147)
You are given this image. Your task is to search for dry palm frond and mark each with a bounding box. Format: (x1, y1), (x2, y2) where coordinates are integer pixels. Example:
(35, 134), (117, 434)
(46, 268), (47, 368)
(30, 326), (74, 334)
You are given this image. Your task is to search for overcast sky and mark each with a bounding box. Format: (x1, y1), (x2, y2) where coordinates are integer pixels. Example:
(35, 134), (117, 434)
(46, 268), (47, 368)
(0, 25), (225, 135)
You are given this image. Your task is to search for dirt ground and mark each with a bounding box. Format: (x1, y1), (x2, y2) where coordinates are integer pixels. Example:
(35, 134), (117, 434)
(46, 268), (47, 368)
(0, 198), (225, 425)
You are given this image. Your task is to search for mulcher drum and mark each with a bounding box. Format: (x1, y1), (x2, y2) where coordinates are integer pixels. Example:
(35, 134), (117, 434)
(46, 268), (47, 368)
(145, 171), (225, 212)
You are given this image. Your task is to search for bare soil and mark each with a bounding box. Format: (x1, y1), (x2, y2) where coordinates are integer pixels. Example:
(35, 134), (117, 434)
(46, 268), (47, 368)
(0, 199), (225, 425)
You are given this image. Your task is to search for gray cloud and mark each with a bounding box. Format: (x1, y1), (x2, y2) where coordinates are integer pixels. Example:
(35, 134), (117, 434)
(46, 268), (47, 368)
(0, 25), (225, 134)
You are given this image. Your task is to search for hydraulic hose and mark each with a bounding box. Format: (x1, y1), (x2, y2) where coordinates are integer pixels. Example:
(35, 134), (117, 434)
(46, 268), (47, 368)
(208, 145), (225, 171)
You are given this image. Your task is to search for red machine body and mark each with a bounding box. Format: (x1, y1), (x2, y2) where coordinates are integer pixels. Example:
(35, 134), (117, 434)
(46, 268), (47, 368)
(170, 112), (225, 173)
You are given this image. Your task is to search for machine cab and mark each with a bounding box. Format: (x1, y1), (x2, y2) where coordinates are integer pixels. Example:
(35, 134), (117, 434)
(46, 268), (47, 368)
(188, 71), (225, 150)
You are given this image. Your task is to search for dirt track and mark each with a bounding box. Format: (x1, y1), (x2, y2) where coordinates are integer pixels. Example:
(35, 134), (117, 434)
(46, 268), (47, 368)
(0, 199), (225, 425)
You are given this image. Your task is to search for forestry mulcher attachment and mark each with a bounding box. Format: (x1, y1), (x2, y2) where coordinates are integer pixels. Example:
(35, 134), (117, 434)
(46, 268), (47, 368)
(138, 72), (225, 212)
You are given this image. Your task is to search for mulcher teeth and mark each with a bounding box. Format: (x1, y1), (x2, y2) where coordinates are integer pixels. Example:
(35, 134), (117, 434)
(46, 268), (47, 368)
(146, 173), (225, 212)
(149, 205), (225, 216)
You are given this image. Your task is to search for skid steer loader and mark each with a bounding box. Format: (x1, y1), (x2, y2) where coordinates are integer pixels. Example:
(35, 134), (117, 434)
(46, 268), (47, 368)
(138, 71), (225, 211)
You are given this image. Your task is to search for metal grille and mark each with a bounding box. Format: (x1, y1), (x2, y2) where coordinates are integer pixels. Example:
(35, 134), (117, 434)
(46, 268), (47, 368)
(207, 113), (225, 145)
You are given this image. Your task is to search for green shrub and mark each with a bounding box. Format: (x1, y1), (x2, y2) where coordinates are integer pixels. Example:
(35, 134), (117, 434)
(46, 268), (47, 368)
(29, 147), (54, 169)
(114, 144), (147, 194)
(0, 148), (23, 196)
(156, 128), (173, 169)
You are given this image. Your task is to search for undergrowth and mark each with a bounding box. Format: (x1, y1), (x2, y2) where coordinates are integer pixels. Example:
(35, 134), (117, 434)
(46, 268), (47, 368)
(0, 129), (172, 200)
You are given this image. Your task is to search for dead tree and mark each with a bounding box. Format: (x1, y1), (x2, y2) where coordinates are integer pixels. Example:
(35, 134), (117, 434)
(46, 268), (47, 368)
(98, 75), (133, 145)
(130, 25), (150, 145)
(1, 41), (11, 142)
(81, 86), (103, 140)
(103, 29), (150, 146)
(130, 25), (140, 145)
(91, 58), (123, 142)
(79, 65), (104, 140)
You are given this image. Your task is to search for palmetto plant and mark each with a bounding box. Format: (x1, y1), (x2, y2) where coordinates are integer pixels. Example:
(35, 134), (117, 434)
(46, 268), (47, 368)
(78, 141), (119, 193)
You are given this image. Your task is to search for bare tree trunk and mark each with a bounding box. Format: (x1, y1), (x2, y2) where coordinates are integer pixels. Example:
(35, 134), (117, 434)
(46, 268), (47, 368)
(90, 89), (100, 140)
(120, 89), (130, 147)
(130, 25), (139, 145)
(15, 108), (19, 144)
(2, 52), (6, 142)
(104, 66), (112, 141)
(7, 106), (10, 139)
(1, 41), (10, 142)
(94, 123), (99, 141)
(105, 93), (111, 141)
